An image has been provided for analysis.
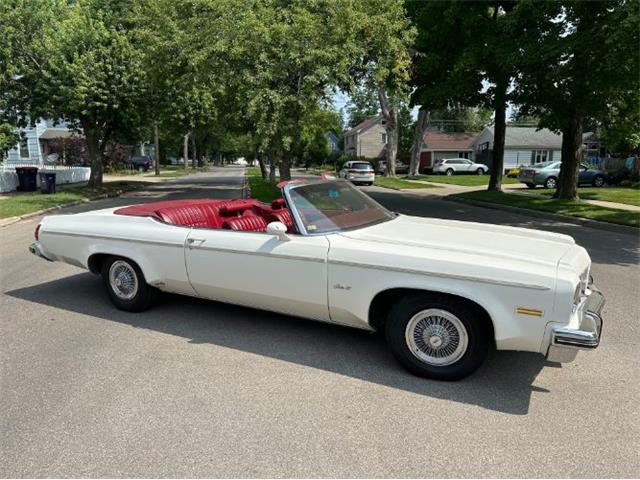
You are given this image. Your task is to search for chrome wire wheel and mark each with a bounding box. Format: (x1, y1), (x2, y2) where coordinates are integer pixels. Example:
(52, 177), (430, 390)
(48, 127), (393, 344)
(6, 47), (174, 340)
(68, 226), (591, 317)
(405, 308), (469, 366)
(108, 260), (139, 300)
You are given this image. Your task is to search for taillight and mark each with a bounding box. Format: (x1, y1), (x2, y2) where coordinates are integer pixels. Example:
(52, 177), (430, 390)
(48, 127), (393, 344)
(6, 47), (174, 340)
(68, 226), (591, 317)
(35, 224), (41, 241)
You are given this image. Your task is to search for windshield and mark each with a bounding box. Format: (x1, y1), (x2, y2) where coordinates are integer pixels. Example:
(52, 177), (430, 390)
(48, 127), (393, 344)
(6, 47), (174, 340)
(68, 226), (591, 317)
(287, 180), (394, 234)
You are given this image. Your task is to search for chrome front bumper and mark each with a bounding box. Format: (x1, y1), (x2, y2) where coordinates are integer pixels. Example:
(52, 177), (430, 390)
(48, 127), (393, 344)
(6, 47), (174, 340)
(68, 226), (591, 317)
(546, 288), (604, 363)
(29, 242), (53, 262)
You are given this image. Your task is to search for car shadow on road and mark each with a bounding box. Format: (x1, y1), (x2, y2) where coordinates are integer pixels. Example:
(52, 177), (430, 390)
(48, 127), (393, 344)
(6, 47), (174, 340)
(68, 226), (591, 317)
(7, 272), (548, 416)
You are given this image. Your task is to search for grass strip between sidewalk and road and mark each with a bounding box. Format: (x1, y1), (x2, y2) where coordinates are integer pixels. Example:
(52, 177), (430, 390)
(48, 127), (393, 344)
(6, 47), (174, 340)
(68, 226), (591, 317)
(374, 177), (439, 190)
(535, 186), (640, 207)
(246, 168), (281, 203)
(407, 174), (518, 186)
(453, 190), (639, 228)
(0, 181), (151, 219)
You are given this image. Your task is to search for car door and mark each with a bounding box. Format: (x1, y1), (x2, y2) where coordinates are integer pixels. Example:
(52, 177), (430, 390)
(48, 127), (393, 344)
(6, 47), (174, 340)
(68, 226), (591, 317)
(184, 228), (330, 321)
(577, 165), (589, 184)
(462, 159), (475, 172)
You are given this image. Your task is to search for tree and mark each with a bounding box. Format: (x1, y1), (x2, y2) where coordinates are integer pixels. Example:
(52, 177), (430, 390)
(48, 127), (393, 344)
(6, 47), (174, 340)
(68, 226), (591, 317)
(2, 0), (149, 186)
(515, 0), (640, 199)
(0, 123), (18, 160)
(345, 86), (380, 128)
(408, 1), (523, 190)
(430, 105), (493, 133)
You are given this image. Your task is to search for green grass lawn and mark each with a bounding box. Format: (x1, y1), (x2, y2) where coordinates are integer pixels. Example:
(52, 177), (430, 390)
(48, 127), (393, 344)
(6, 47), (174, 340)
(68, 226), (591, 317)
(408, 174), (518, 186)
(0, 181), (150, 219)
(374, 177), (439, 190)
(535, 186), (640, 207)
(454, 190), (639, 228)
(246, 168), (282, 202)
(107, 166), (202, 178)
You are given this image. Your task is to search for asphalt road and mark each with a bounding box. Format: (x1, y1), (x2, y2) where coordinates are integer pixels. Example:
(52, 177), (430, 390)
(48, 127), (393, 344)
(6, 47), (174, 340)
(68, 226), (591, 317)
(1, 168), (638, 477)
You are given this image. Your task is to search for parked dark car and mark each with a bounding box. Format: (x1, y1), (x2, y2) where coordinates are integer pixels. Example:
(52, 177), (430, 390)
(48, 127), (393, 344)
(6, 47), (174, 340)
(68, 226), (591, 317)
(129, 155), (154, 172)
(518, 161), (606, 189)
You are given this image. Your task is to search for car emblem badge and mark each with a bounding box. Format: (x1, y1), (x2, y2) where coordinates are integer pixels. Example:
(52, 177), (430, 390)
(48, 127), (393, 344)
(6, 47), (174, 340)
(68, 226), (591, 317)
(333, 284), (351, 291)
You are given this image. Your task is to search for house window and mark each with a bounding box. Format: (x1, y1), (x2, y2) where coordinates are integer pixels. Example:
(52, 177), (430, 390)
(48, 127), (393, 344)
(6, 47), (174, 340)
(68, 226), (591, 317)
(19, 137), (29, 159)
(532, 150), (549, 164)
(381, 133), (387, 144)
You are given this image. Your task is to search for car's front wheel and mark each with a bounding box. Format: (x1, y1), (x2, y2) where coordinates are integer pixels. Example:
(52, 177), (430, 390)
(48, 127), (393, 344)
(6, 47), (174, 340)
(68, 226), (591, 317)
(102, 256), (159, 312)
(476, 168), (484, 175)
(544, 176), (557, 189)
(592, 175), (605, 187)
(385, 294), (490, 381)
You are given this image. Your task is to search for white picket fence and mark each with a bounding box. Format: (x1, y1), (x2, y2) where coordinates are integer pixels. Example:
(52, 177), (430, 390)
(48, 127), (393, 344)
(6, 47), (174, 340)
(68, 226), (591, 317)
(0, 164), (91, 193)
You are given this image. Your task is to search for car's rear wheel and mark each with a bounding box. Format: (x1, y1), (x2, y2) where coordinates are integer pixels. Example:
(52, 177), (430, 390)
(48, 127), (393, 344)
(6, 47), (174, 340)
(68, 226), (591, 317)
(525, 183), (536, 189)
(544, 176), (557, 189)
(102, 256), (159, 312)
(446, 168), (454, 176)
(385, 294), (490, 381)
(476, 168), (484, 175)
(592, 175), (605, 187)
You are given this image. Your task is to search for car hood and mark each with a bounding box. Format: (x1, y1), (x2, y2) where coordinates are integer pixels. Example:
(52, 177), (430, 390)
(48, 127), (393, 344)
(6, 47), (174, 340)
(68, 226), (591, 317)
(338, 214), (575, 268)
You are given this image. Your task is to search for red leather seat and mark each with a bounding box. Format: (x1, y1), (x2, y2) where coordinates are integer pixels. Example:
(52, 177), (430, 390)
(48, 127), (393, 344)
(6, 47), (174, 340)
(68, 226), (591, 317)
(222, 215), (268, 232)
(267, 209), (296, 232)
(271, 198), (286, 209)
(219, 200), (258, 216)
(156, 203), (223, 228)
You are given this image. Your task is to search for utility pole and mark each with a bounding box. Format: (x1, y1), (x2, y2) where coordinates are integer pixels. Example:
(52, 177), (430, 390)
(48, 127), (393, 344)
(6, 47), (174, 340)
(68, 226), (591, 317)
(154, 123), (160, 176)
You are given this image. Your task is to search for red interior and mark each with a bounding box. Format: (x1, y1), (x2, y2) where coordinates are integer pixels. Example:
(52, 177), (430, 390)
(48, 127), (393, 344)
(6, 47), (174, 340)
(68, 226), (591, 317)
(114, 198), (296, 233)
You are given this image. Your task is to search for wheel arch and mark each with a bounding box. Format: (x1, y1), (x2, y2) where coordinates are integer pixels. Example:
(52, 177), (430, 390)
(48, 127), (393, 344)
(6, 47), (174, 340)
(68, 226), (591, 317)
(368, 288), (495, 343)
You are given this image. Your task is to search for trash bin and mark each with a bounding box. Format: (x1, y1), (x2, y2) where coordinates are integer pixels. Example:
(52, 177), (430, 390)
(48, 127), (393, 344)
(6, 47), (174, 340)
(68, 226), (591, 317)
(39, 171), (57, 194)
(15, 167), (39, 192)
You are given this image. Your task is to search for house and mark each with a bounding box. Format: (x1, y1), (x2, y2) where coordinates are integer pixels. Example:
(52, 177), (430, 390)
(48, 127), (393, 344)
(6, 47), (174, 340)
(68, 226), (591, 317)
(326, 131), (341, 153)
(473, 126), (563, 173)
(6, 119), (76, 165)
(344, 115), (387, 158)
(415, 131), (478, 171)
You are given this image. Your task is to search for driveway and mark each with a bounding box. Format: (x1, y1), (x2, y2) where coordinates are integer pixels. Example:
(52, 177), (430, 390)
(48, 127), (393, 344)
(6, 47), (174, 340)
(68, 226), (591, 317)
(1, 172), (638, 477)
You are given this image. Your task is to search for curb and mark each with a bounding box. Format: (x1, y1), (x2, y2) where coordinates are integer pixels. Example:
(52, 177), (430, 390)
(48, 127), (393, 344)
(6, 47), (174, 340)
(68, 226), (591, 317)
(444, 196), (639, 236)
(0, 189), (129, 228)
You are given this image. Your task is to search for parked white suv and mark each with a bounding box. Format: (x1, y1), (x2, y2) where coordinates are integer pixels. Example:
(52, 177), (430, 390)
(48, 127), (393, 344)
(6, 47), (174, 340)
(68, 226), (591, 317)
(338, 161), (375, 185)
(433, 158), (489, 176)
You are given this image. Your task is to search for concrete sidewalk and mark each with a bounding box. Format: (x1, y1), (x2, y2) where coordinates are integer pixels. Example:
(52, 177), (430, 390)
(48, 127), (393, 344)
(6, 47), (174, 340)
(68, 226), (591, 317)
(401, 178), (640, 212)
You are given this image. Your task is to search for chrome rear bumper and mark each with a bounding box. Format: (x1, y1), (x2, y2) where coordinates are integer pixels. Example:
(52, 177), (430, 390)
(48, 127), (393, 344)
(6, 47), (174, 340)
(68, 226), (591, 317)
(546, 288), (604, 363)
(29, 242), (53, 262)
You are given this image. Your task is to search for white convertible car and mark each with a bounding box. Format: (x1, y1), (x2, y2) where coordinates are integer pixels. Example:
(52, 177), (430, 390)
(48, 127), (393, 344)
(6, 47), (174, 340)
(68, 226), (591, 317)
(29, 179), (603, 380)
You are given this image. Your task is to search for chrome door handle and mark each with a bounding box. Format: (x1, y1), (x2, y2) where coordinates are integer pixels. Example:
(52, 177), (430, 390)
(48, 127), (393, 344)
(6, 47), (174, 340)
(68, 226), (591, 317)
(187, 238), (206, 248)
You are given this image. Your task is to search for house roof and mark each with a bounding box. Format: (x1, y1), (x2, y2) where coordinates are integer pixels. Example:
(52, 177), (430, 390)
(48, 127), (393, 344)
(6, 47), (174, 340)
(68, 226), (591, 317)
(344, 115), (383, 136)
(483, 126), (562, 149)
(422, 131), (478, 150)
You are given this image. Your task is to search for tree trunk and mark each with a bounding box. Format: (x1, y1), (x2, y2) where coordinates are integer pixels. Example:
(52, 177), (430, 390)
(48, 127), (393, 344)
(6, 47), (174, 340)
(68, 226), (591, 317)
(554, 114), (583, 200)
(183, 133), (189, 171)
(378, 88), (398, 177)
(256, 146), (267, 179)
(488, 82), (508, 192)
(280, 150), (292, 181)
(81, 118), (103, 187)
(268, 152), (277, 185)
(191, 132), (197, 169)
(409, 108), (430, 176)
(154, 123), (160, 176)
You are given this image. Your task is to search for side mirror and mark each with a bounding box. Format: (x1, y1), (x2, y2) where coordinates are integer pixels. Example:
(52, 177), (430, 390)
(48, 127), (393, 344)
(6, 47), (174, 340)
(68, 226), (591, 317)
(266, 221), (290, 241)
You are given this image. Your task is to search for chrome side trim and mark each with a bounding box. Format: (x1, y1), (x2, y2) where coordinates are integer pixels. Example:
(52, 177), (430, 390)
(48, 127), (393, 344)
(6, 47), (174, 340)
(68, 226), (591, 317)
(191, 244), (326, 263)
(328, 259), (552, 291)
(44, 230), (184, 248)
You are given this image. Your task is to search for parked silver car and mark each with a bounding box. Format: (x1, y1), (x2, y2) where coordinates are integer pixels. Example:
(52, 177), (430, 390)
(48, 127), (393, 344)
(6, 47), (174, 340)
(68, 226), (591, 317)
(518, 161), (606, 189)
(433, 158), (489, 176)
(338, 161), (375, 185)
